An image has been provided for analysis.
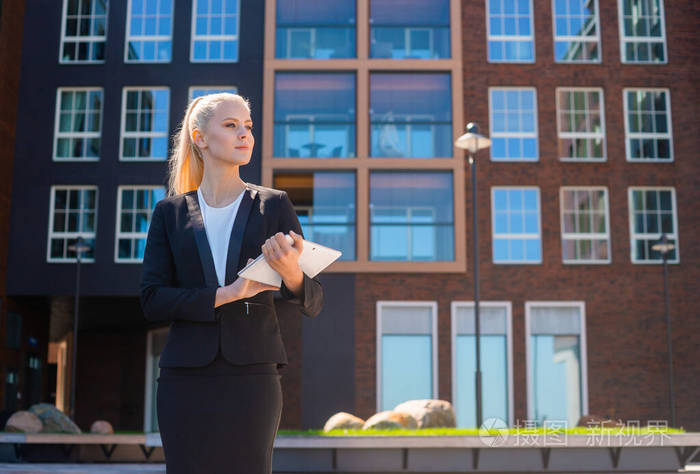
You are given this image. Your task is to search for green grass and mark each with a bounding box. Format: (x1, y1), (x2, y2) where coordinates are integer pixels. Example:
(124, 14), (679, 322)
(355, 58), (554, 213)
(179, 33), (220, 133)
(276, 426), (687, 437)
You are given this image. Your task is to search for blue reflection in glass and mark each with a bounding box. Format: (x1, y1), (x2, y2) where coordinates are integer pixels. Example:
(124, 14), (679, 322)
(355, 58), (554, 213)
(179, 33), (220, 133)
(455, 335), (508, 428)
(381, 335), (432, 411)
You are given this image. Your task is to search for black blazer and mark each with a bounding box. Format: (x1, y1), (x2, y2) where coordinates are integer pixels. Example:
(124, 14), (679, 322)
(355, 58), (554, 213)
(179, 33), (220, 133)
(139, 182), (324, 369)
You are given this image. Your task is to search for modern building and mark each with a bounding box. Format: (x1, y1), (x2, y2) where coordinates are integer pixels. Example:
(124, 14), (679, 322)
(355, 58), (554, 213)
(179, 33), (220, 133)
(3, 0), (699, 434)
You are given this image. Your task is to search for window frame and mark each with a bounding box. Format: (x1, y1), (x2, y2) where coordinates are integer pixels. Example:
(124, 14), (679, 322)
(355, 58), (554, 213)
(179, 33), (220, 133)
(119, 86), (171, 162)
(525, 301), (589, 427)
(376, 300), (438, 414)
(188, 85), (239, 102)
(559, 186), (611, 264)
(551, 0), (602, 64)
(488, 86), (539, 162)
(485, 0), (536, 63)
(491, 186), (543, 264)
(124, 0), (175, 64)
(627, 186), (679, 264)
(53, 87), (104, 162)
(450, 301), (514, 427)
(622, 87), (673, 163)
(190, 0), (241, 63)
(555, 86), (606, 162)
(114, 185), (166, 263)
(46, 185), (99, 263)
(59, 0), (109, 65)
(617, 0), (668, 65)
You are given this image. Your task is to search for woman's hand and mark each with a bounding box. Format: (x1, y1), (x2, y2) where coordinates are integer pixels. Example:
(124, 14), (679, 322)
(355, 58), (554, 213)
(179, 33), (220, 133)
(225, 258), (280, 302)
(261, 231), (303, 280)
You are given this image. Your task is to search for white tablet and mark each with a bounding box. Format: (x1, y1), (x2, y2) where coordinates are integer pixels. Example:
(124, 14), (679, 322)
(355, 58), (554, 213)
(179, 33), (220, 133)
(237, 234), (342, 287)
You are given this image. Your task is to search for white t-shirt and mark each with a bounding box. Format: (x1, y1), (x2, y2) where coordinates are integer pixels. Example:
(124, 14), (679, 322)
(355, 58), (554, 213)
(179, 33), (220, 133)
(197, 187), (245, 287)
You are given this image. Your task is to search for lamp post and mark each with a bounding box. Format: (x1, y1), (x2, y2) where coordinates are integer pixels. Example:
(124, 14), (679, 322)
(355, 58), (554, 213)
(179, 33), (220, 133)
(455, 123), (491, 429)
(651, 233), (676, 428)
(66, 236), (92, 421)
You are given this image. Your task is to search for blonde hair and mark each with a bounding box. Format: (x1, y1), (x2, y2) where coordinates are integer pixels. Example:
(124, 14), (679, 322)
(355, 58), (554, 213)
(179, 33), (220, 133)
(167, 92), (252, 196)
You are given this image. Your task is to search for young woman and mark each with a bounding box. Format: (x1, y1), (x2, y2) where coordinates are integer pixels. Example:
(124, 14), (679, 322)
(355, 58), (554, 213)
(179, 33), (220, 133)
(139, 92), (324, 473)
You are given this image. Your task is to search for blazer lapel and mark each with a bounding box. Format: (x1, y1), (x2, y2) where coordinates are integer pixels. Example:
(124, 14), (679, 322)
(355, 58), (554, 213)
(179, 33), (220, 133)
(184, 184), (259, 289)
(224, 185), (258, 286)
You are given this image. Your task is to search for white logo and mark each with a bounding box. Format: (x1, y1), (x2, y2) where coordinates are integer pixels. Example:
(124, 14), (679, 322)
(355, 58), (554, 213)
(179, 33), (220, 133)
(478, 417), (509, 447)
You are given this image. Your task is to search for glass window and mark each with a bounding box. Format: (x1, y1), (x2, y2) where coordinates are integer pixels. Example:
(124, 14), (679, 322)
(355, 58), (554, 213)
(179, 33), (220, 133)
(145, 328), (167, 431)
(370, 171), (454, 261)
(120, 87), (170, 160)
(116, 186), (166, 262)
(527, 303), (585, 428)
(275, 0), (355, 59)
(60, 0), (108, 63)
(618, 0), (666, 63)
(48, 186), (98, 262)
(370, 0), (450, 59)
(370, 73), (452, 158)
(556, 88), (605, 161)
(490, 88), (538, 161)
(125, 0), (173, 62)
(628, 188), (678, 263)
(54, 88), (103, 161)
(273, 171), (356, 260)
(492, 187), (541, 263)
(624, 89), (672, 162)
(274, 72), (355, 158)
(552, 0), (600, 62)
(191, 0), (240, 62)
(454, 303), (510, 428)
(487, 0), (534, 62)
(378, 303), (436, 411)
(189, 86), (238, 101)
(560, 187), (610, 263)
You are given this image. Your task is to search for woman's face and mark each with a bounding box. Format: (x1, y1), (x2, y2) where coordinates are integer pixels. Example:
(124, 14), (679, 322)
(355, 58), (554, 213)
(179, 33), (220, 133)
(192, 99), (254, 166)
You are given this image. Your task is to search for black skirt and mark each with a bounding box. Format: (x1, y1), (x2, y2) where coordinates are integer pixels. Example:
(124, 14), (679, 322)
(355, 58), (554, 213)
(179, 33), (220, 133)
(156, 349), (283, 474)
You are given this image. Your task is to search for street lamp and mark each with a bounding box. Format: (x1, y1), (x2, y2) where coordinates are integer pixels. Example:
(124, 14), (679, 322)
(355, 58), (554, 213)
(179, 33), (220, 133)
(455, 122), (491, 429)
(66, 236), (92, 421)
(651, 233), (676, 428)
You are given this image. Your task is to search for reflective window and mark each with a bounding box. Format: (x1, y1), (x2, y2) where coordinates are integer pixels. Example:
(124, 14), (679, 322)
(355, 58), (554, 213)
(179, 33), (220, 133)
(552, 0), (600, 62)
(275, 0), (355, 59)
(370, 73), (452, 158)
(370, 171), (454, 261)
(492, 187), (541, 263)
(60, 0), (108, 63)
(54, 88), (103, 161)
(490, 88), (538, 161)
(191, 0), (240, 62)
(274, 72), (355, 158)
(125, 0), (173, 62)
(48, 186), (98, 262)
(624, 89), (672, 161)
(370, 0), (450, 59)
(560, 187), (610, 263)
(189, 86), (238, 101)
(378, 304), (435, 411)
(528, 303), (585, 428)
(120, 87), (170, 160)
(487, 0), (534, 62)
(628, 188), (678, 263)
(556, 88), (605, 161)
(273, 171), (356, 260)
(454, 304), (510, 428)
(618, 0), (666, 63)
(116, 186), (166, 262)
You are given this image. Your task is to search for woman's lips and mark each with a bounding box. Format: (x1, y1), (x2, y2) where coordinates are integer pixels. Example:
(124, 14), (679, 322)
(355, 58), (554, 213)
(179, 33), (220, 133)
(235, 146), (249, 150)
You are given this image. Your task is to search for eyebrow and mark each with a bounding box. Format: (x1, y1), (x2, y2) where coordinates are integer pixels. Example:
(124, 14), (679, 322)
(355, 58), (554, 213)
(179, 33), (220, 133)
(222, 117), (253, 123)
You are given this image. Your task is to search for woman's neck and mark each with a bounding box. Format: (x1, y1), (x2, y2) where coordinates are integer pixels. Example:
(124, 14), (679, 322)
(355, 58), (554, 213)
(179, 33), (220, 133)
(199, 161), (247, 208)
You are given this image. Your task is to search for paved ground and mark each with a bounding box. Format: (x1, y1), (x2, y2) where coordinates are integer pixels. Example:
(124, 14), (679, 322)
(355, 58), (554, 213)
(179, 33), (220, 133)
(0, 464), (165, 473)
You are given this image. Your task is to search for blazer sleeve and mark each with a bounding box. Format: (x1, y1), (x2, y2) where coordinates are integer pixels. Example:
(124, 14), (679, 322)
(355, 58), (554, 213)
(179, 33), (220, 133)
(139, 201), (219, 324)
(276, 191), (325, 318)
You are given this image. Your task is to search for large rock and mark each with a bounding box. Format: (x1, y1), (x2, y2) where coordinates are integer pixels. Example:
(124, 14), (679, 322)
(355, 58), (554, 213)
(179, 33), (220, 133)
(393, 399), (456, 428)
(4, 411), (43, 433)
(28, 403), (81, 434)
(362, 410), (418, 430)
(90, 420), (114, 434)
(323, 412), (364, 432)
